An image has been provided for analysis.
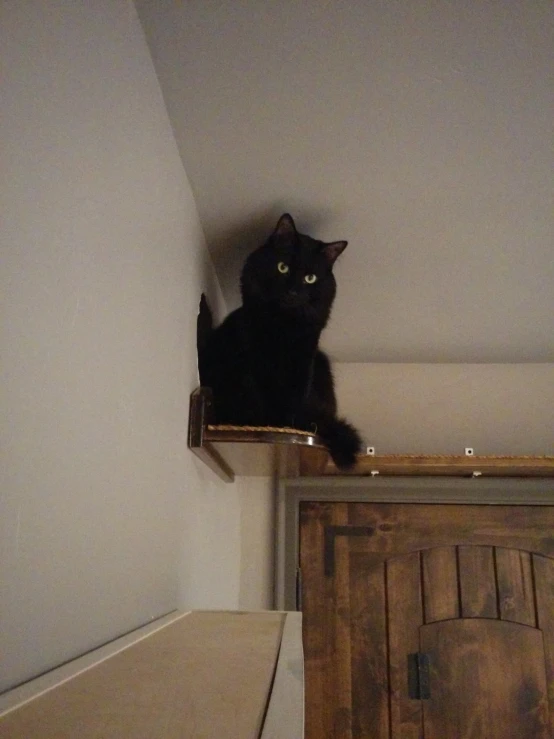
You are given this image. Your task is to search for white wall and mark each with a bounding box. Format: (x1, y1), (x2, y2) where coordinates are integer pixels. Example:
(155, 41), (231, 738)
(335, 363), (554, 455)
(133, 1), (554, 365)
(0, 0), (247, 693)
(238, 477), (275, 611)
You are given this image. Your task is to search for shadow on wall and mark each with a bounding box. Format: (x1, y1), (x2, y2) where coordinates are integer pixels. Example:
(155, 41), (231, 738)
(204, 202), (340, 311)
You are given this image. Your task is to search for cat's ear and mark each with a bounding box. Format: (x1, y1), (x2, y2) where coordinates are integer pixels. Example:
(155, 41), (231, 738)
(273, 213), (297, 238)
(322, 240), (348, 266)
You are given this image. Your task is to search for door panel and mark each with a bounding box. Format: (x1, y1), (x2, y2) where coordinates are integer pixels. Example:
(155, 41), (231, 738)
(333, 515), (353, 739)
(458, 545), (497, 618)
(496, 547), (536, 626)
(344, 503), (554, 557)
(300, 502), (554, 739)
(301, 502), (342, 737)
(387, 552), (423, 738)
(350, 556), (389, 739)
(422, 546), (459, 622)
(421, 619), (549, 739)
(534, 554), (554, 736)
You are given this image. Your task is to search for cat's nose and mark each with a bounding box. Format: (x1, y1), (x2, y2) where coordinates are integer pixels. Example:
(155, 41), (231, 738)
(281, 289), (305, 309)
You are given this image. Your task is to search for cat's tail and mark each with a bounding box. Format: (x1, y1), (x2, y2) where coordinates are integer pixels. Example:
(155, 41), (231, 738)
(197, 293), (213, 385)
(318, 417), (363, 471)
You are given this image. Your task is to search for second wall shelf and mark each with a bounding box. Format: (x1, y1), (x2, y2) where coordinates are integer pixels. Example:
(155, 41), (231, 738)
(188, 388), (554, 482)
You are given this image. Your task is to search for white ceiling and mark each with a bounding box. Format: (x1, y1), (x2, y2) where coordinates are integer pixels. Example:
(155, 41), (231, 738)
(135, 0), (553, 362)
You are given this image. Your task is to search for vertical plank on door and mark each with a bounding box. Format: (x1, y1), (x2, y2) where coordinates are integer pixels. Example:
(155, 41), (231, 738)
(333, 505), (353, 739)
(387, 552), (423, 739)
(422, 547), (459, 623)
(300, 502), (336, 739)
(458, 546), (498, 618)
(496, 548), (536, 626)
(533, 554), (554, 736)
(349, 555), (389, 739)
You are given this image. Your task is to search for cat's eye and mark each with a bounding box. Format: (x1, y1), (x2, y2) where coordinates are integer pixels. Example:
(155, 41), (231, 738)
(277, 262), (289, 274)
(304, 274), (317, 284)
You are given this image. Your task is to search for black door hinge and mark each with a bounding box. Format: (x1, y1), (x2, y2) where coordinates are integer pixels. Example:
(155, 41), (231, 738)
(408, 653), (431, 699)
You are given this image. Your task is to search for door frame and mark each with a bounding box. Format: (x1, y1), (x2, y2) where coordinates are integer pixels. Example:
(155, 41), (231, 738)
(275, 476), (554, 610)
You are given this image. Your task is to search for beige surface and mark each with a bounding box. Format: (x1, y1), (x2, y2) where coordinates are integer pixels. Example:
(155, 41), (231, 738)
(0, 612), (285, 739)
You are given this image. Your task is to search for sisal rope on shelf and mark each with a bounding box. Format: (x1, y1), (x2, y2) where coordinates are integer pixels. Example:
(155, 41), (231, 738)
(350, 454), (554, 461)
(207, 424), (316, 436)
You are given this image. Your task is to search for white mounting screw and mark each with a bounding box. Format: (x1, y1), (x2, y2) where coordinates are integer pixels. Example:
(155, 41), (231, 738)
(366, 446), (375, 456)
(465, 448), (474, 457)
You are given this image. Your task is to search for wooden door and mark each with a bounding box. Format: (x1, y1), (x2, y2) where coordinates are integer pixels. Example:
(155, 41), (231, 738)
(300, 502), (554, 739)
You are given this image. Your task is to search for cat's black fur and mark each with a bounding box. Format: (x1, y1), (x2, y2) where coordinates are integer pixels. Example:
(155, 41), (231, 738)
(199, 213), (362, 469)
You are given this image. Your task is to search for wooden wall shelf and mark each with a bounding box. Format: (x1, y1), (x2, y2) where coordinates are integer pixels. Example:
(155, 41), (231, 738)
(188, 388), (324, 482)
(188, 388), (554, 480)
(301, 451), (554, 478)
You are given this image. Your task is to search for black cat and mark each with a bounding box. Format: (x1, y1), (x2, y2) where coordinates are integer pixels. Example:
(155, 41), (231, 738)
(199, 213), (362, 469)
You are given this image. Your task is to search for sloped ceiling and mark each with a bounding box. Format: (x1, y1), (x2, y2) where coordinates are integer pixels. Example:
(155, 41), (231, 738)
(135, 0), (553, 362)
